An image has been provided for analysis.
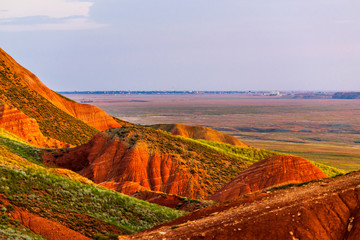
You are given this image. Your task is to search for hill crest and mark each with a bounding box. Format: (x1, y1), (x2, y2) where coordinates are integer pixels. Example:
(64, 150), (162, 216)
(209, 155), (328, 202)
(151, 123), (249, 147)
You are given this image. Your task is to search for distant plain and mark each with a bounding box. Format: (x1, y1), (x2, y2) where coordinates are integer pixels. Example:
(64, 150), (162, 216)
(65, 94), (360, 172)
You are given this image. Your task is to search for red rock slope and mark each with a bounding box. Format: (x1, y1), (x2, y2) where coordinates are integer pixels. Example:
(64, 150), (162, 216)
(123, 171), (360, 240)
(151, 123), (248, 147)
(0, 103), (70, 148)
(209, 155), (327, 202)
(42, 126), (249, 199)
(0, 48), (120, 131)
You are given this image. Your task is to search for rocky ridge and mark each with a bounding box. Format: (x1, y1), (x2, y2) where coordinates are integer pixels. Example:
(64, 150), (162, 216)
(122, 171), (360, 240)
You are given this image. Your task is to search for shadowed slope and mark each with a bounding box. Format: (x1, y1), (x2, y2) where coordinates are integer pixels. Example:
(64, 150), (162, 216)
(123, 171), (360, 240)
(42, 126), (250, 199)
(151, 123), (248, 147)
(132, 190), (214, 211)
(209, 155), (328, 202)
(0, 195), (90, 240)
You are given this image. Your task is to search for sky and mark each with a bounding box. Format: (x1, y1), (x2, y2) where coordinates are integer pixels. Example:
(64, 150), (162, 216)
(1, 0), (360, 91)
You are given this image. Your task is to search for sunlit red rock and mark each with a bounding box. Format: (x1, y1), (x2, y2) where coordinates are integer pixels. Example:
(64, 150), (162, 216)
(42, 126), (248, 199)
(0, 48), (120, 131)
(209, 155), (328, 202)
(0, 103), (70, 148)
(43, 129), (203, 198)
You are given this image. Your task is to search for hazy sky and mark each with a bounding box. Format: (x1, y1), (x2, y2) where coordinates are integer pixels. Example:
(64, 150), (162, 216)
(1, 0), (360, 91)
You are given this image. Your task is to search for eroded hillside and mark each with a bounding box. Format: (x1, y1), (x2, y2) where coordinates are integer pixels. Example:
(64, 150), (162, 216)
(42, 126), (256, 199)
(209, 155), (328, 202)
(123, 171), (360, 240)
(0, 48), (125, 145)
(0, 128), (183, 239)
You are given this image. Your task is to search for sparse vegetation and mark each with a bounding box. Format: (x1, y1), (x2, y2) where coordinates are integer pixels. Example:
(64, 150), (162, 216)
(0, 166), (183, 237)
(108, 126), (252, 196)
(0, 130), (184, 238)
(187, 138), (278, 164)
(0, 134), (43, 166)
(0, 60), (99, 145)
(0, 225), (46, 240)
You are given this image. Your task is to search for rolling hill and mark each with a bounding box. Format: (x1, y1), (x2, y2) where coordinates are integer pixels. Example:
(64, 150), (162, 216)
(42, 126), (253, 199)
(125, 171), (360, 240)
(208, 155), (328, 202)
(0, 48), (123, 146)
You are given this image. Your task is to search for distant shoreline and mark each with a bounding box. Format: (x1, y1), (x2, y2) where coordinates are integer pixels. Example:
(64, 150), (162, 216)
(59, 91), (360, 99)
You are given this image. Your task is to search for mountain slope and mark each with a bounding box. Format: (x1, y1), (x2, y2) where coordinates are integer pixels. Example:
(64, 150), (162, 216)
(42, 126), (251, 199)
(125, 171), (360, 240)
(209, 155), (328, 202)
(0, 103), (70, 148)
(0, 128), (183, 239)
(0, 48), (120, 131)
(151, 123), (249, 147)
(0, 48), (122, 145)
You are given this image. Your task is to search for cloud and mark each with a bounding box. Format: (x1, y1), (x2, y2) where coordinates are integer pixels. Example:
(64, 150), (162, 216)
(0, 18), (107, 31)
(0, 0), (93, 19)
(0, 0), (106, 31)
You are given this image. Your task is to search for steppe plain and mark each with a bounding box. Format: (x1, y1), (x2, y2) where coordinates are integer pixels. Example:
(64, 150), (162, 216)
(64, 94), (360, 172)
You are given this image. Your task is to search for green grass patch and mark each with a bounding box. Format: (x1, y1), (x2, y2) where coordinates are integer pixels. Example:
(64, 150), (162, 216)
(0, 137), (43, 166)
(0, 166), (183, 237)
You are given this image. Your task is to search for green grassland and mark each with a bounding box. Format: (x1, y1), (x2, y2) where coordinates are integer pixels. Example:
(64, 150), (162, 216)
(185, 137), (346, 177)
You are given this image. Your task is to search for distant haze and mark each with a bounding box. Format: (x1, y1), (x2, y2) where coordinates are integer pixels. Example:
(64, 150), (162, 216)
(1, 0), (360, 91)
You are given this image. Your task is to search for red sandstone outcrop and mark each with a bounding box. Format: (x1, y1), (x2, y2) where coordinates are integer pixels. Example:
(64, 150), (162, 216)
(209, 155), (327, 202)
(0, 103), (70, 148)
(42, 126), (249, 199)
(123, 171), (360, 240)
(43, 130), (202, 197)
(151, 123), (249, 147)
(0, 48), (120, 131)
